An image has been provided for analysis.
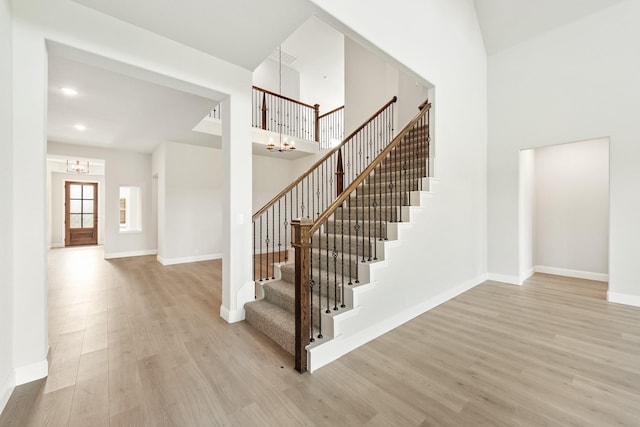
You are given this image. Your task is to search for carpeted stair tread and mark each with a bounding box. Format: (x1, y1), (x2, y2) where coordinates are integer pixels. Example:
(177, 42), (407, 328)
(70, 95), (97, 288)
(244, 299), (295, 355)
(281, 264), (356, 301)
(312, 232), (377, 256)
(264, 279), (296, 312)
(323, 219), (388, 240)
(261, 278), (338, 328)
(347, 191), (411, 207)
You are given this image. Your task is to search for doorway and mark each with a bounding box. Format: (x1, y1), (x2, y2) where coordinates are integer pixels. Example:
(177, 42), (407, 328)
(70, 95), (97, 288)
(519, 138), (610, 286)
(65, 181), (98, 246)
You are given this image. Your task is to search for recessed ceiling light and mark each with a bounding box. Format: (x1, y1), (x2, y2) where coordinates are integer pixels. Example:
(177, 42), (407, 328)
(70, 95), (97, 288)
(73, 124), (86, 131)
(61, 87), (78, 96)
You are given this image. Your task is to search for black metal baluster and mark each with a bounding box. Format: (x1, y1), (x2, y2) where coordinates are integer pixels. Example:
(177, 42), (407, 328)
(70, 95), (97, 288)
(307, 174), (310, 219)
(316, 169), (320, 218)
(360, 190), (366, 262)
(301, 179), (305, 219)
(310, 236), (315, 342)
(367, 124), (372, 262)
(284, 194), (288, 262)
(399, 135), (404, 223)
(348, 189), (353, 286)
(317, 235), (323, 339)
(253, 220), (256, 281)
(278, 200), (281, 264)
(321, 162), (325, 214)
(333, 215), (338, 311)
(393, 140), (398, 224)
(311, 170), (315, 221)
(265, 211), (270, 280)
(271, 205), (275, 279)
(355, 184), (360, 284)
(259, 216), (263, 281)
(340, 205), (346, 307)
(403, 131), (408, 215)
(325, 222), (330, 314)
(374, 150), (379, 260)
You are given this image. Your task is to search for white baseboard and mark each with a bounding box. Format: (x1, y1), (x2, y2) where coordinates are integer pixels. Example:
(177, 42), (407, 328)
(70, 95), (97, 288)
(14, 359), (48, 386)
(157, 253), (222, 266)
(487, 273), (521, 285)
(534, 265), (608, 282)
(607, 292), (640, 308)
(50, 242), (64, 248)
(104, 249), (157, 259)
(0, 370), (15, 416)
(308, 273), (487, 372)
(220, 305), (245, 323)
(520, 267), (534, 283)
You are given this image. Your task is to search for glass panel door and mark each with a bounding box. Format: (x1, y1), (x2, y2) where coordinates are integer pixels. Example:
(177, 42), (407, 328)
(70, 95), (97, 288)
(65, 181), (98, 246)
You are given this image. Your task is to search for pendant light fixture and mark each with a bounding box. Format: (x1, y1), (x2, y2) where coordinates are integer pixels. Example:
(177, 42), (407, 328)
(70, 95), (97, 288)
(267, 45), (296, 152)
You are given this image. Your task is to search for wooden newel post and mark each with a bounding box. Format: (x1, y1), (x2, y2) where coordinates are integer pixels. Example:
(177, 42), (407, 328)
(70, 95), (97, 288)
(314, 104), (320, 142)
(261, 92), (268, 130)
(336, 148), (344, 196)
(292, 218), (312, 373)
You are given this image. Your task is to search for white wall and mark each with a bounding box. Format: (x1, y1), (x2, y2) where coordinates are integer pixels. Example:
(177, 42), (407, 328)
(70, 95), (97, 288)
(253, 58), (300, 100)
(49, 170), (106, 247)
(0, 0), (14, 413)
(344, 36), (398, 135)
(151, 144), (166, 258)
(311, 0), (488, 325)
(397, 68), (430, 128)
(252, 154), (299, 211)
(519, 149), (535, 282)
(344, 36), (430, 136)
(487, 1), (639, 304)
(534, 139), (609, 279)
(157, 142), (223, 264)
(48, 142), (155, 257)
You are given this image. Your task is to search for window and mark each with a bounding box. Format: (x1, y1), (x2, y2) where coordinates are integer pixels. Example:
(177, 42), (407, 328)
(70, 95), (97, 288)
(119, 186), (142, 232)
(119, 197), (127, 225)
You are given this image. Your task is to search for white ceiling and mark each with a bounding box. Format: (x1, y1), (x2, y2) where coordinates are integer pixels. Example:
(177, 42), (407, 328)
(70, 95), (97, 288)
(280, 16), (344, 111)
(50, 1), (627, 155)
(48, 54), (219, 153)
(474, 0), (627, 54)
(71, 0), (314, 71)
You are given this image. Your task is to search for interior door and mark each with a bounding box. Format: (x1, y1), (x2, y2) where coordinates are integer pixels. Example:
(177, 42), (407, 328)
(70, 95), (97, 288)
(65, 181), (98, 246)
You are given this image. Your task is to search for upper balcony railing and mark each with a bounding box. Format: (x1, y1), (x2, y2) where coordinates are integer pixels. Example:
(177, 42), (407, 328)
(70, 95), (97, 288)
(209, 86), (344, 149)
(318, 105), (345, 150)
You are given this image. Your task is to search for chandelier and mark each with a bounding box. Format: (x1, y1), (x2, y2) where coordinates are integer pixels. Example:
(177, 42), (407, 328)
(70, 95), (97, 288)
(267, 46), (295, 152)
(66, 160), (89, 174)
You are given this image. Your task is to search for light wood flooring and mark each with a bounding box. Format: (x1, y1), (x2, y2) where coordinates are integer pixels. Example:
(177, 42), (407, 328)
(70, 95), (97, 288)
(1, 246), (639, 426)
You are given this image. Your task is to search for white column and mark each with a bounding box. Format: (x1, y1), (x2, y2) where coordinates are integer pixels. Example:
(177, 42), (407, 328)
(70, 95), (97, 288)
(220, 92), (254, 323)
(11, 19), (49, 382)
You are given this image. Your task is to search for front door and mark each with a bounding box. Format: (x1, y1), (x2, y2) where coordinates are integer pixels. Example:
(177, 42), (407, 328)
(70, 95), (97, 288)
(65, 181), (98, 246)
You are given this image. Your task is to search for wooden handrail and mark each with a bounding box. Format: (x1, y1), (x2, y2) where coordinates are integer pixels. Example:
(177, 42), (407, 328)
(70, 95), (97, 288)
(253, 85), (317, 110)
(252, 96), (398, 220)
(318, 105), (345, 120)
(310, 101), (431, 234)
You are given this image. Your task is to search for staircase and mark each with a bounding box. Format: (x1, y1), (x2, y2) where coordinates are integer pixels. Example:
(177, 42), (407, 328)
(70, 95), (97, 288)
(246, 98), (432, 370)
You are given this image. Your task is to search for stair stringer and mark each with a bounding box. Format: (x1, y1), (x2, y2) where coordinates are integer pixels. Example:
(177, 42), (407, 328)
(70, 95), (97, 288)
(307, 178), (487, 372)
